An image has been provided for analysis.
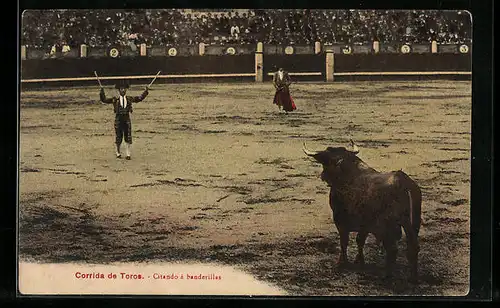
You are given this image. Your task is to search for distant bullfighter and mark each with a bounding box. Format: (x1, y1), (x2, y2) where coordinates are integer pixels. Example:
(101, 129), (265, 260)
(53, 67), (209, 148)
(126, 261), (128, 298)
(272, 67), (297, 113)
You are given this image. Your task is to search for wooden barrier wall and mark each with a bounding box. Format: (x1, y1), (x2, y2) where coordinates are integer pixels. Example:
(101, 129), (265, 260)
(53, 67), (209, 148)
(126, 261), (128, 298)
(20, 42), (472, 86)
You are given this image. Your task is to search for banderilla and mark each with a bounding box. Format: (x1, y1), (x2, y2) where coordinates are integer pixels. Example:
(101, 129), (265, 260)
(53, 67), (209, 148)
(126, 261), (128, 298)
(94, 71), (103, 88)
(147, 71), (161, 88)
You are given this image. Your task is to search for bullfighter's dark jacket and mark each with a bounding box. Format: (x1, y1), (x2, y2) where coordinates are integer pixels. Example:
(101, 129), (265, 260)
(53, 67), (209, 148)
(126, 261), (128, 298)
(273, 71), (292, 90)
(99, 88), (149, 115)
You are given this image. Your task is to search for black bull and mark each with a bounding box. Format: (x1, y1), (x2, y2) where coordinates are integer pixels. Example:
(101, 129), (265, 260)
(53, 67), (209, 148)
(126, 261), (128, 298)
(303, 141), (422, 280)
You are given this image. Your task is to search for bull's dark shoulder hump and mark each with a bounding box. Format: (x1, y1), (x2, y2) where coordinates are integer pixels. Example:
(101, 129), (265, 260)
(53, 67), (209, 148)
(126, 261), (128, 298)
(326, 146), (346, 154)
(355, 159), (377, 173)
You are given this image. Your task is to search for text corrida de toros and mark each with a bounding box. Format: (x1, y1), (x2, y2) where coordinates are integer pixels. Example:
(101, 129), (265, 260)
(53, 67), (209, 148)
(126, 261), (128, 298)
(75, 272), (144, 279)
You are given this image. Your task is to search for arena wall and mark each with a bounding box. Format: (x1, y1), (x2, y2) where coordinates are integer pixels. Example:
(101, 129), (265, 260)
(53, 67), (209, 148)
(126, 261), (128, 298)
(334, 54), (471, 73)
(21, 56), (255, 80)
(20, 43), (472, 87)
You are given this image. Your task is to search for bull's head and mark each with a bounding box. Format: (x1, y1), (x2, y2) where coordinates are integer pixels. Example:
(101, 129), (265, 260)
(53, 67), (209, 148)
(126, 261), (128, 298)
(303, 139), (360, 185)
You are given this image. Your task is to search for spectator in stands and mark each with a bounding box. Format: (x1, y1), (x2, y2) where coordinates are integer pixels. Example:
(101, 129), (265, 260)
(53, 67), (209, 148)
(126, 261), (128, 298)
(61, 41), (71, 54)
(127, 33), (138, 51)
(230, 22), (240, 40)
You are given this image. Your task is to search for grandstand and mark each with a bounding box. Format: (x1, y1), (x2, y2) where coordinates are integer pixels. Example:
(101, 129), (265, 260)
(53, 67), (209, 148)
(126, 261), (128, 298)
(21, 9), (471, 51)
(20, 9), (472, 85)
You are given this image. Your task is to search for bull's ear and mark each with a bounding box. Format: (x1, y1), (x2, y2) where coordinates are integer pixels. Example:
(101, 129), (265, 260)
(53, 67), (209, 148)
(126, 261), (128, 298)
(348, 139), (360, 154)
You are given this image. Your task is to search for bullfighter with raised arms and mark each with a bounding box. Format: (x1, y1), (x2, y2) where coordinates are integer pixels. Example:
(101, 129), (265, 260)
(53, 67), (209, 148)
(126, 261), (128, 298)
(99, 80), (149, 160)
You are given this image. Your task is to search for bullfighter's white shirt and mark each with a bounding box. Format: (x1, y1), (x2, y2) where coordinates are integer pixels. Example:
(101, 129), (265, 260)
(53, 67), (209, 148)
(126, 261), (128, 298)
(119, 96), (127, 108)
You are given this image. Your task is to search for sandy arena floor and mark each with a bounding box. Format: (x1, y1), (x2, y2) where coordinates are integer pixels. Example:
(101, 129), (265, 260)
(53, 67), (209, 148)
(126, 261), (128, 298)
(19, 81), (471, 296)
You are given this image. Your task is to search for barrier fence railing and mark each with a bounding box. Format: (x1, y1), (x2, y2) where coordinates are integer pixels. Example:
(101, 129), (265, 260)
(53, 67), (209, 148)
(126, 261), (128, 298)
(20, 41), (472, 84)
(20, 71), (472, 84)
(21, 40), (471, 59)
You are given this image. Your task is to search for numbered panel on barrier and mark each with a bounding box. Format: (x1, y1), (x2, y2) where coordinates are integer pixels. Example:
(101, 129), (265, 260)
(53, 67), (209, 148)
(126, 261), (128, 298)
(108, 47), (121, 58)
(284, 46), (294, 55)
(168, 47), (178, 56)
(459, 44), (470, 54)
(225, 47), (236, 55)
(400, 44), (412, 54)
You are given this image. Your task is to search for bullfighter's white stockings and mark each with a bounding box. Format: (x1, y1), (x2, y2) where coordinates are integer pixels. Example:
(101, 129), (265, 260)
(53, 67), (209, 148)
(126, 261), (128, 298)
(116, 144), (121, 157)
(125, 143), (131, 158)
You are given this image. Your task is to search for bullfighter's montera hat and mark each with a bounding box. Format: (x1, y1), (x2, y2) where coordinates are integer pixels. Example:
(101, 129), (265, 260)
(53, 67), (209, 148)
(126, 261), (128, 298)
(115, 80), (130, 89)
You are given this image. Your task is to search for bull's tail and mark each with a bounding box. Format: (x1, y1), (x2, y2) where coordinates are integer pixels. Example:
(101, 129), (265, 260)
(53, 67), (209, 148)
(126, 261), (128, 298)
(397, 171), (422, 235)
(396, 170), (422, 281)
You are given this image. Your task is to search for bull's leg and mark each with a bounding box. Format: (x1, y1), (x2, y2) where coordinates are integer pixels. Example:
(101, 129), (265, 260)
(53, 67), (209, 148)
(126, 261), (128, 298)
(331, 195), (348, 267)
(336, 226), (349, 266)
(403, 224), (419, 282)
(355, 231), (368, 265)
(382, 238), (398, 278)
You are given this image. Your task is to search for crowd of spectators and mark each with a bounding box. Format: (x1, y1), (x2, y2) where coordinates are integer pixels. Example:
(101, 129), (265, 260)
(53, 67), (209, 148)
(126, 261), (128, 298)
(21, 9), (472, 52)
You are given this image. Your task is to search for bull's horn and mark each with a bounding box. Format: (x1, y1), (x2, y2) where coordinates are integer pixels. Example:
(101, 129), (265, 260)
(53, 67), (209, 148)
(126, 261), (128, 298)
(303, 142), (320, 156)
(349, 139), (360, 154)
